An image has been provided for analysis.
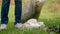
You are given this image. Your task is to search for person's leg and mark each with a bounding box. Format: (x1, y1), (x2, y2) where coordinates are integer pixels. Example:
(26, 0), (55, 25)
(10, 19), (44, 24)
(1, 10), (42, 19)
(14, 0), (23, 28)
(14, 0), (22, 25)
(1, 0), (10, 24)
(0, 0), (10, 30)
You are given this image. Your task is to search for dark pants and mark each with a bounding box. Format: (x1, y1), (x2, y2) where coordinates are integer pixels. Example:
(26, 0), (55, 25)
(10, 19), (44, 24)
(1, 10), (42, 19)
(1, 0), (22, 25)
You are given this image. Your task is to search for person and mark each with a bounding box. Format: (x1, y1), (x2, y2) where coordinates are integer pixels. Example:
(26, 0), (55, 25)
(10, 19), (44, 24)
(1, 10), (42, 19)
(0, 0), (22, 30)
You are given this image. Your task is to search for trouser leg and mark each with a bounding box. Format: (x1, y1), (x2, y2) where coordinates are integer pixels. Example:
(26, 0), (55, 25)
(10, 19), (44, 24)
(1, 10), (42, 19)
(1, 0), (10, 24)
(14, 0), (22, 24)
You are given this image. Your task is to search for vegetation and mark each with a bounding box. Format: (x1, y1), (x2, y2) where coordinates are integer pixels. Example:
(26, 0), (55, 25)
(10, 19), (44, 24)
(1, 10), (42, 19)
(0, 0), (60, 34)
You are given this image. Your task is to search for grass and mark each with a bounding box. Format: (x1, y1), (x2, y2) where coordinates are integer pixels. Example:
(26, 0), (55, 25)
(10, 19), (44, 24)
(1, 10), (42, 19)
(0, 0), (60, 34)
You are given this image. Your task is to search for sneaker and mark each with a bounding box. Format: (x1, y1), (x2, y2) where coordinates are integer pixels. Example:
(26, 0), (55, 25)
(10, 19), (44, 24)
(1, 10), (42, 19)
(0, 24), (7, 30)
(15, 23), (23, 28)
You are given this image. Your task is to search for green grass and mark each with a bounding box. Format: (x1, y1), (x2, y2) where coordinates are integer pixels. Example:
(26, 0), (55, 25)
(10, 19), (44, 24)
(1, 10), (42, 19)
(0, 0), (60, 34)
